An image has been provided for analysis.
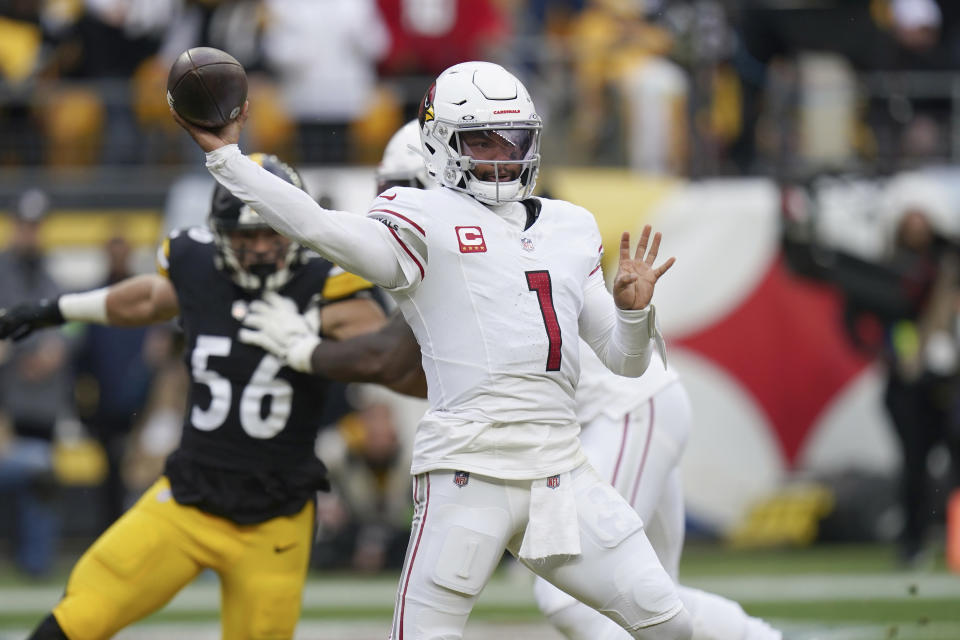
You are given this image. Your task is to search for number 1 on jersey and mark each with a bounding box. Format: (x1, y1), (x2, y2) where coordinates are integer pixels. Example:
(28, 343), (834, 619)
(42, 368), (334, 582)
(526, 270), (562, 371)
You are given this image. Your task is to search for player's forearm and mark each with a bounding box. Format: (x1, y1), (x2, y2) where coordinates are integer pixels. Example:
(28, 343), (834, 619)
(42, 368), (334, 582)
(580, 282), (665, 377)
(105, 276), (174, 326)
(309, 333), (410, 385)
(61, 275), (177, 327)
(385, 365), (428, 399)
(205, 145), (409, 288)
(609, 307), (658, 376)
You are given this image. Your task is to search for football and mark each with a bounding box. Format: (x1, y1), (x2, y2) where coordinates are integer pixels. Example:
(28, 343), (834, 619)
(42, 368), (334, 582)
(166, 47), (247, 129)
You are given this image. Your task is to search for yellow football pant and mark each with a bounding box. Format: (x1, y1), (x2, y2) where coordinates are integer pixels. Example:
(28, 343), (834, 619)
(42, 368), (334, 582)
(53, 477), (314, 640)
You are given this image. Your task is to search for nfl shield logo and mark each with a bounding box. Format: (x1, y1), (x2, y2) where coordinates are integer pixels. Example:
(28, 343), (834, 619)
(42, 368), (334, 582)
(521, 237), (535, 252)
(546, 475), (560, 489)
(454, 471), (470, 487)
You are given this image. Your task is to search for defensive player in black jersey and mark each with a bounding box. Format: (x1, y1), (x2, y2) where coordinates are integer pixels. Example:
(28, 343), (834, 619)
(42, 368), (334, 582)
(0, 154), (386, 640)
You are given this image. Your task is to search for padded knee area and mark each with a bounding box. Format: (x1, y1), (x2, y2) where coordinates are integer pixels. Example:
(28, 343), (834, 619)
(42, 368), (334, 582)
(596, 530), (683, 630)
(54, 592), (124, 640)
(88, 515), (162, 580)
(544, 600), (631, 640)
(628, 606), (692, 640)
(225, 575), (304, 640)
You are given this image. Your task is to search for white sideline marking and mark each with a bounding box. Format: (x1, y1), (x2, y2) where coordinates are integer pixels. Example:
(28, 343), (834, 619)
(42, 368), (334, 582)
(0, 621), (565, 640)
(1, 572), (959, 615)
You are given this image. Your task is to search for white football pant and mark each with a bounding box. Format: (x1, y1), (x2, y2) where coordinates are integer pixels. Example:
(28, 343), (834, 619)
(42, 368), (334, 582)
(389, 465), (692, 640)
(533, 382), (782, 640)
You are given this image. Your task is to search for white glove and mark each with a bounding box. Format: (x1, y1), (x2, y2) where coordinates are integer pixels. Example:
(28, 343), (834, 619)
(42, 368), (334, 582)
(238, 291), (321, 373)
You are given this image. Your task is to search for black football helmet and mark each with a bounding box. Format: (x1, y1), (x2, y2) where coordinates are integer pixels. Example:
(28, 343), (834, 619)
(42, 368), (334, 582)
(209, 153), (307, 292)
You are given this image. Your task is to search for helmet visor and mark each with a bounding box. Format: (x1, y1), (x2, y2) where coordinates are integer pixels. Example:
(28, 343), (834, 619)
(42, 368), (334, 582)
(458, 128), (536, 163)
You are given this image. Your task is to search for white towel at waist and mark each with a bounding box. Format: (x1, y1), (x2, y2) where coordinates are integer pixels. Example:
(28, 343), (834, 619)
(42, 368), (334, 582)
(519, 471), (581, 561)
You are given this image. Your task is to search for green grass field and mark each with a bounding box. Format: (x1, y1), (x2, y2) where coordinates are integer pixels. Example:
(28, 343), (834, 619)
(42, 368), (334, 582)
(1, 543), (957, 639)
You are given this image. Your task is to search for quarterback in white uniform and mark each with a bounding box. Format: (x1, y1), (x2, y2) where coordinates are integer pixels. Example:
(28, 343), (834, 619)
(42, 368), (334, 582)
(174, 61), (691, 640)
(239, 120), (782, 640)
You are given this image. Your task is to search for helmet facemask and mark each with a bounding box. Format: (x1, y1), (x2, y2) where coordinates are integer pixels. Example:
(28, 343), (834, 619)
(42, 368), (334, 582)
(211, 207), (305, 294)
(451, 125), (540, 204)
(208, 153), (308, 293)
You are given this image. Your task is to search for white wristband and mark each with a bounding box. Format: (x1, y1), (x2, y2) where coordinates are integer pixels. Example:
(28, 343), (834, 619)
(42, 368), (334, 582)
(58, 288), (110, 324)
(286, 334), (321, 374)
(613, 304), (656, 354)
(614, 304), (668, 370)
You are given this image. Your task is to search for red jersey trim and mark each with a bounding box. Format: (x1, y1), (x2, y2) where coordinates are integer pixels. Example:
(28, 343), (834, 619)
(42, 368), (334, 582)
(610, 412), (630, 486)
(369, 208), (426, 237)
(629, 400), (656, 505)
(389, 227), (425, 280)
(398, 474), (430, 640)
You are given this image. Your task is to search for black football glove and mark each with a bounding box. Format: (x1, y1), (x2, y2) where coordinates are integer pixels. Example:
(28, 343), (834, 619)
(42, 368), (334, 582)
(0, 298), (65, 341)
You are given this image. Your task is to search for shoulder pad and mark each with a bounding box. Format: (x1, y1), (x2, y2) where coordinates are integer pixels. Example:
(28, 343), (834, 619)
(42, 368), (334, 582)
(322, 265), (376, 301)
(159, 226), (215, 279)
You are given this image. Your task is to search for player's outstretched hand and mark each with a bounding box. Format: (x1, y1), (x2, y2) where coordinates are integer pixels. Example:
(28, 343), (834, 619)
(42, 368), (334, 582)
(612, 225), (675, 311)
(170, 100), (248, 153)
(238, 291), (321, 373)
(0, 299), (65, 341)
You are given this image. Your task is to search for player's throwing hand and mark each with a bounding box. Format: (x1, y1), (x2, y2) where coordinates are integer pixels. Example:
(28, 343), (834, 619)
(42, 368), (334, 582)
(170, 100), (249, 154)
(612, 225), (675, 311)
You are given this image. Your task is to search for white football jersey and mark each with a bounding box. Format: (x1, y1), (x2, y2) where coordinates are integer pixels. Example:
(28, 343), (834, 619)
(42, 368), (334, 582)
(205, 146), (660, 481)
(575, 341), (679, 426)
(367, 187), (605, 479)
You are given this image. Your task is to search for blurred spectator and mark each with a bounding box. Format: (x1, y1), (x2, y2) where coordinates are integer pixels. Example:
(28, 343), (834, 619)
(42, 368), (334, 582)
(38, 0), (177, 165)
(73, 234), (168, 531)
(261, 0), (391, 164)
(887, 0), (950, 65)
(0, 188), (72, 577)
(878, 198), (960, 566)
(782, 173), (960, 566)
(157, 0), (264, 68)
(376, 0), (511, 78)
(733, 0), (960, 173)
(152, 1), (299, 160)
(565, 0), (683, 170)
(653, 1), (741, 177)
(0, 1), (49, 165)
(313, 385), (420, 572)
(523, 0), (586, 34)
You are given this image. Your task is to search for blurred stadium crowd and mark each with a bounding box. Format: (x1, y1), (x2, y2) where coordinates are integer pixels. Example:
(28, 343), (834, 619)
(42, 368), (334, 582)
(0, 0), (957, 173)
(2, 0), (960, 581)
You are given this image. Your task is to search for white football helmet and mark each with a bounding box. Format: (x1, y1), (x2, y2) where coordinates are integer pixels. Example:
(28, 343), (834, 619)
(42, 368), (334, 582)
(376, 120), (432, 193)
(418, 61), (541, 204)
